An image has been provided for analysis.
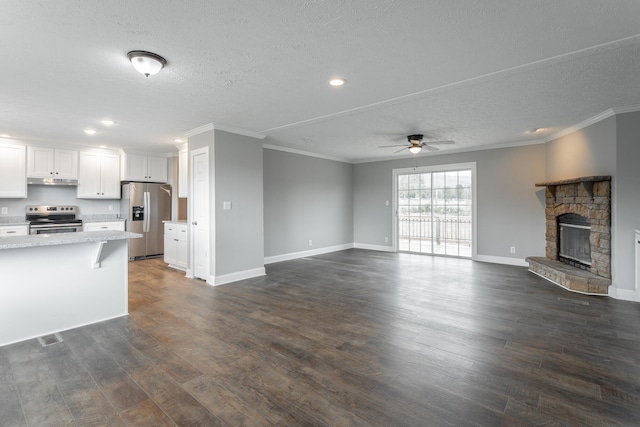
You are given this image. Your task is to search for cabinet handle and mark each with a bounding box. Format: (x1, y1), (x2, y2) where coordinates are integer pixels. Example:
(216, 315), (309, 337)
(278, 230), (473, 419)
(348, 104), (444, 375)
(174, 239), (179, 242)
(55, 172), (58, 175)
(7, 231), (16, 234)
(100, 226), (108, 229)
(50, 172), (53, 175)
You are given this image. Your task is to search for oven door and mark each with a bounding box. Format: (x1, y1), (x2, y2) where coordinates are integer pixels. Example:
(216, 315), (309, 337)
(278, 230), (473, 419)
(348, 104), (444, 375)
(29, 223), (83, 235)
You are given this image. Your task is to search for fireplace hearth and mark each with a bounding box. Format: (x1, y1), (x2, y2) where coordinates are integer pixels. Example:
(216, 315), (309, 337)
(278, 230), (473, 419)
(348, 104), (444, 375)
(526, 176), (611, 294)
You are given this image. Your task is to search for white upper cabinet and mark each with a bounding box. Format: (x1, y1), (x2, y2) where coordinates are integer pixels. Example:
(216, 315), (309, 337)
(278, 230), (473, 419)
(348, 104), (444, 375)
(121, 153), (168, 183)
(77, 151), (121, 199)
(27, 146), (78, 179)
(0, 143), (27, 198)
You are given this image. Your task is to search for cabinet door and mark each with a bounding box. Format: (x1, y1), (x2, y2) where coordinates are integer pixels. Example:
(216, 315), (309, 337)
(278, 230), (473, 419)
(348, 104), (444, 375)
(83, 222), (125, 231)
(0, 144), (27, 198)
(147, 156), (168, 182)
(54, 149), (78, 179)
(123, 154), (148, 181)
(164, 236), (177, 264)
(100, 154), (121, 199)
(77, 152), (102, 198)
(27, 146), (54, 177)
(177, 234), (188, 267)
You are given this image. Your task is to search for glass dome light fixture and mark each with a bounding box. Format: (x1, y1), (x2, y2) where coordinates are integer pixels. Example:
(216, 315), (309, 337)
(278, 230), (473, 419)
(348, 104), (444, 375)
(408, 145), (422, 154)
(127, 50), (167, 77)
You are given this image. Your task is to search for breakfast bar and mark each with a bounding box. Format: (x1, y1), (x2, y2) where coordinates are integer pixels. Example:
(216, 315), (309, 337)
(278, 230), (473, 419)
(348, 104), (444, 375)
(0, 230), (141, 347)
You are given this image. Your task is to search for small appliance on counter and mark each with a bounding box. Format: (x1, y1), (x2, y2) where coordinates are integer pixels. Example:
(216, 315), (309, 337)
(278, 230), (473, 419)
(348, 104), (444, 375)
(121, 182), (171, 260)
(26, 205), (83, 235)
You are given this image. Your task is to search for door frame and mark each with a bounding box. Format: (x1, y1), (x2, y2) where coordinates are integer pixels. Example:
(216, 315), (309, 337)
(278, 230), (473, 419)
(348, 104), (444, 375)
(392, 162), (477, 259)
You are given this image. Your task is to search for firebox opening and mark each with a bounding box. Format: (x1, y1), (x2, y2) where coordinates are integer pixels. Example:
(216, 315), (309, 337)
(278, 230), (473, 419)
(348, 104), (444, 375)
(557, 213), (591, 271)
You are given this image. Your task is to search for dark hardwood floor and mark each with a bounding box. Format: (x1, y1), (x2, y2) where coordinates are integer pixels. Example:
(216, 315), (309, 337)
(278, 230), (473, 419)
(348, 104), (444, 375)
(2, 249), (640, 426)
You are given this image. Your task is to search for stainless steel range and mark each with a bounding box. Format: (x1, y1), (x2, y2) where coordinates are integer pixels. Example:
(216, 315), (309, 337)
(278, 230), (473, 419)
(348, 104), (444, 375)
(26, 205), (83, 235)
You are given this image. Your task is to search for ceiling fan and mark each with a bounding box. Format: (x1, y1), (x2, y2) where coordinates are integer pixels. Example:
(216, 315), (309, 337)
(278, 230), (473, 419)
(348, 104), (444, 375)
(379, 134), (455, 154)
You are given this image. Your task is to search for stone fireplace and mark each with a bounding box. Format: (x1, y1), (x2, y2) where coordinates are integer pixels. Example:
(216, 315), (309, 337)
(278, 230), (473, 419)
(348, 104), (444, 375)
(526, 176), (611, 294)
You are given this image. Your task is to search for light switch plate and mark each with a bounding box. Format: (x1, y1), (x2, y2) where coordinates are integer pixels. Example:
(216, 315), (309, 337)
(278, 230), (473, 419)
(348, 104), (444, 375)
(0, 207), (7, 214)
(223, 201), (232, 210)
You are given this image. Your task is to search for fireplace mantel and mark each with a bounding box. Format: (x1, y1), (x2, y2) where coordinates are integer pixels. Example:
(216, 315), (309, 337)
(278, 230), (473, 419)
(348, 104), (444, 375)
(535, 176), (611, 201)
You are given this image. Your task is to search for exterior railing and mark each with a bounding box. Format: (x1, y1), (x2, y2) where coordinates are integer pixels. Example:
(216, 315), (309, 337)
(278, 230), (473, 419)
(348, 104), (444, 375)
(398, 216), (472, 247)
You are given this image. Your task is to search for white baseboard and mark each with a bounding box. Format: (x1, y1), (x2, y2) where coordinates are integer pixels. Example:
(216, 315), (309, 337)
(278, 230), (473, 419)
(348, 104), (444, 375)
(476, 255), (529, 267)
(607, 286), (640, 302)
(209, 267), (266, 286)
(264, 243), (354, 264)
(353, 243), (395, 252)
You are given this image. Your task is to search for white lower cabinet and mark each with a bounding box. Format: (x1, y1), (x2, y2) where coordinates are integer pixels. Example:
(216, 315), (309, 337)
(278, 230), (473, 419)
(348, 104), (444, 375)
(164, 222), (187, 270)
(83, 221), (125, 231)
(0, 224), (29, 236)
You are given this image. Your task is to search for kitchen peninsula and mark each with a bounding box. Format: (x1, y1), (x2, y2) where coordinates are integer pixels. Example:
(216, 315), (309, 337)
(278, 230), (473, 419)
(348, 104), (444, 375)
(0, 230), (141, 346)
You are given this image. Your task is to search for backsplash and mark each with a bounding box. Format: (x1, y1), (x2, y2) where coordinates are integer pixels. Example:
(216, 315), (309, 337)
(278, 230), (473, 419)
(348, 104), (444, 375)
(0, 185), (120, 219)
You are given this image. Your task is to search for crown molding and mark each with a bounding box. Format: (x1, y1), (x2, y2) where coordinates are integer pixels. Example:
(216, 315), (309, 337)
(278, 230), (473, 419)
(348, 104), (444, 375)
(184, 123), (214, 137)
(263, 144), (352, 164)
(184, 123), (265, 140)
(545, 104), (640, 143)
(213, 124), (266, 140)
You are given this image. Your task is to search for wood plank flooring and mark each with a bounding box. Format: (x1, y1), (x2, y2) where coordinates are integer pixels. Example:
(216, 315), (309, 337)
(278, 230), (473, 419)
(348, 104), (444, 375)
(2, 249), (640, 426)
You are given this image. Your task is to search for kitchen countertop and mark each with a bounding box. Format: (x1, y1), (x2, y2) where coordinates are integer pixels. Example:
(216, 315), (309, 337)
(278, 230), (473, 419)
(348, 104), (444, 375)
(0, 230), (142, 250)
(0, 217), (29, 225)
(163, 220), (187, 224)
(82, 218), (126, 223)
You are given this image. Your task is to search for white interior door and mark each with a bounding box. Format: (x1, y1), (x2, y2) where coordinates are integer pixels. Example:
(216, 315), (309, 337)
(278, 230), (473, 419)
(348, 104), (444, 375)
(190, 147), (210, 281)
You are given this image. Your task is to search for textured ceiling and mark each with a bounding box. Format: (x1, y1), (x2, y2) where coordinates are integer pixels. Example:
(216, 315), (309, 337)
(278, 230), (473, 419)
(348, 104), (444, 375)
(1, 1), (640, 161)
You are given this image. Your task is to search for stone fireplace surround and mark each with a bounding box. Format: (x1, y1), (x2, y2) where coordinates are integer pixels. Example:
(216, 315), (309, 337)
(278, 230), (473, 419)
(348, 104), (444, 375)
(526, 176), (611, 294)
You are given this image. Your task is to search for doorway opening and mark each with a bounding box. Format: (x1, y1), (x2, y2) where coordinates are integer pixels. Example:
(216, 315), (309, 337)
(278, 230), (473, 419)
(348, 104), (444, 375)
(393, 163), (476, 258)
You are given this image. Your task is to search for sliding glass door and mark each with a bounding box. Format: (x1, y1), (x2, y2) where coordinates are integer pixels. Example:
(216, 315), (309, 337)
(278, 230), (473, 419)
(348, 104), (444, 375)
(396, 165), (474, 258)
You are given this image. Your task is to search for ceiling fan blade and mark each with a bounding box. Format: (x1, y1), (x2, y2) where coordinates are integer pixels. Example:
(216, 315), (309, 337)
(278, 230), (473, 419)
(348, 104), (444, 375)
(379, 144), (409, 148)
(427, 140), (455, 145)
(423, 145), (439, 152)
(394, 147), (408, 153)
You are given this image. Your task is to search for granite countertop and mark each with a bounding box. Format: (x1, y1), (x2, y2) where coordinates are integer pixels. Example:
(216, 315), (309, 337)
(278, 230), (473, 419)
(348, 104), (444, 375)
(163, 220), (187, 224)
(82, 218), (126, 223)
(79, 215), (125, 223)
(0, 230), (142, 250)
(0, 216), (29, 226)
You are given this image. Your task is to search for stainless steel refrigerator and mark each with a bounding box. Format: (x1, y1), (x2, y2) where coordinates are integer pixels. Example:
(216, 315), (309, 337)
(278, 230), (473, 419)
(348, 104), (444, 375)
(121, 182), (172, 259)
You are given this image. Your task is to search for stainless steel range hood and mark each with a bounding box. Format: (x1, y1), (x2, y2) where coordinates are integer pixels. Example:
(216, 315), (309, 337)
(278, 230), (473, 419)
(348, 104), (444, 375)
(27, 177), (78, 186)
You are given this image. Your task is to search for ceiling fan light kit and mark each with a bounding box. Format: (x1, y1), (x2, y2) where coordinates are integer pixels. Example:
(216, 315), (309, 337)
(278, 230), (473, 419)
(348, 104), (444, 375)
(378, 133), (455, 155)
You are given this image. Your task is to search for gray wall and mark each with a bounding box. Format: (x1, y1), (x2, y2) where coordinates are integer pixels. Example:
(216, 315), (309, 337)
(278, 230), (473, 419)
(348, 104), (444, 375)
(545, 116), (616, 180)
(613, 112), (640, 290)
(214, 130), (264, 275)
(263, 148), (353, 257)
(353, 144), (547, 261)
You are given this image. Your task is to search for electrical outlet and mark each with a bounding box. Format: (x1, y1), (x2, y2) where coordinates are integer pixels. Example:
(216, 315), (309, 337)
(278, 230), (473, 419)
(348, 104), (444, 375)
(384, 237), (389, 243)
(0, 207), (7, 215)
(510, 246), (516, 254)
(308, 239), (313, 246)
(385, 200), (389, 206)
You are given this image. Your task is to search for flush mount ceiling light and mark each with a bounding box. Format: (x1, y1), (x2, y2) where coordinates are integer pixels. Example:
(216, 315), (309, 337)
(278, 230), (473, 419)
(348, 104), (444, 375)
(101, 119), (115, 126)
(127, 50), (167, 77)
(0, 133), (11, 138)
(329, 77), (346, 87)
(84, 129), (97, 135)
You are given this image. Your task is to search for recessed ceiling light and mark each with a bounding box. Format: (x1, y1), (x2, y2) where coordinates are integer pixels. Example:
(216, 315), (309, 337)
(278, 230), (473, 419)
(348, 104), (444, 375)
(0, 134), (11, 138)
(84, 129), (97, 135)
(329, 77), (346, 87)
(99, 145), (107, 149)
(101, 119), (115, 126)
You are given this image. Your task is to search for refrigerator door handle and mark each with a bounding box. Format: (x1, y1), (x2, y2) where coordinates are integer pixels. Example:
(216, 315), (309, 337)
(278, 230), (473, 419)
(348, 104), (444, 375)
(144, 191), (151, 233)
